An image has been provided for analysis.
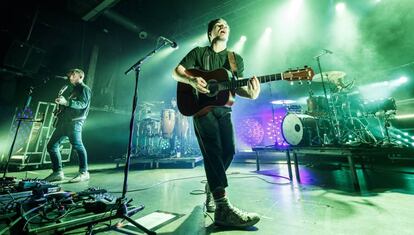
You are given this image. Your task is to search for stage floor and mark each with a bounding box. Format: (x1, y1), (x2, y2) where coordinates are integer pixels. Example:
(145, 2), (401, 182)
(3, 161), (414, 234)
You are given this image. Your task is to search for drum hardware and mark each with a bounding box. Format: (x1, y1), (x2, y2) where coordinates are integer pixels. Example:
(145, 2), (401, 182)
(277, 65), (398, 147)
(377, 109), (397, 146)
(314, 52), (342, 143)
(313, 71), (346, 84)
(135, 105), (195, 158)
(363, 97), (396, 115)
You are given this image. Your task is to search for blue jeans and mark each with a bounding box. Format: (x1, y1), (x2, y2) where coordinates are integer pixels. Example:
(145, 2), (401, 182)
(47, 120), (88, 173)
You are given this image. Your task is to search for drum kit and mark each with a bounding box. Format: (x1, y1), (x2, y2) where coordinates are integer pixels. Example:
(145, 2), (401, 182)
(280, 71), (396, 147)
(135, 101), (196, 157)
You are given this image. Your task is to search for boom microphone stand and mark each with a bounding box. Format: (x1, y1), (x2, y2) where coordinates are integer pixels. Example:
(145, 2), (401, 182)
(103, 39), (173, 235)
(314, 50), (341, 145)
(30, 39), (173, 235)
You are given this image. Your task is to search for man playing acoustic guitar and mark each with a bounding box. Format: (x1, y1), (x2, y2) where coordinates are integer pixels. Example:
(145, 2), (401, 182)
(172, 18), (261, 228)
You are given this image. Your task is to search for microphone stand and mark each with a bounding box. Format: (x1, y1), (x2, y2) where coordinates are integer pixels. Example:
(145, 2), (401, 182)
(113, 41), (172, 235)
(95, 41), (171, 235)
(1, 86), (35, 183)
(51, 41), (172, 235)
(123, 41), (170, 198)
(314, 54), (341, 145)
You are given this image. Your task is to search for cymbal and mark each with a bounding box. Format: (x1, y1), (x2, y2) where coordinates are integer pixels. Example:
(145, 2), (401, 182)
(141, 112), (160, 120)
(313, 71), (346, 83)
(271, 99), (296, 105)
(137, 102), (155, 107)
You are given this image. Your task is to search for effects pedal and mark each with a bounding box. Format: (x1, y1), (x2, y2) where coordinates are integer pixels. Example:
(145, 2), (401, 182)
(83, 192), (118, 213)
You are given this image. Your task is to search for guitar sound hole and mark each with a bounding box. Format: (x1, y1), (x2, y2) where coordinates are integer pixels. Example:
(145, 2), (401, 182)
(206, 80), (219, 97)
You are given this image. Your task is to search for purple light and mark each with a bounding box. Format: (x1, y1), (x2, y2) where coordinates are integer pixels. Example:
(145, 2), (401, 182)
(236, 118), (264, 146)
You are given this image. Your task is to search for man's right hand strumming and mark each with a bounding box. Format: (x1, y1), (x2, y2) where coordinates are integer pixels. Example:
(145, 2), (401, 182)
(189, 76), (210, 94)
(173, 64), (210, 94)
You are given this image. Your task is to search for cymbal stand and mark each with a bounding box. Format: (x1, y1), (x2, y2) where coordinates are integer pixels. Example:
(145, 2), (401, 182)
(314, 54), (341, 144)
(382, 111), (396, 146)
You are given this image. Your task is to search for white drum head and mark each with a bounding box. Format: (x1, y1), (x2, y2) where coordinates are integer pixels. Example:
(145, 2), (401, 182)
(282, 114), (303, 145)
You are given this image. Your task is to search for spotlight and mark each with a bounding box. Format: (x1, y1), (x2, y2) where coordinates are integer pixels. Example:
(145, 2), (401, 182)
(139, 31), (148, 39)
(240, 35), (247, 42)
(265, 27), (272, 34)
(399, 76), (408, 84)
(336, 2), (346, 12)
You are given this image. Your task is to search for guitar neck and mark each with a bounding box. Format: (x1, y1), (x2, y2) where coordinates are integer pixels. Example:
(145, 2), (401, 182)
(220, 73), (282, 91)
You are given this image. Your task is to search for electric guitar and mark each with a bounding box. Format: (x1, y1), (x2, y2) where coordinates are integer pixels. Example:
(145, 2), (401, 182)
(176, 66), (314, 116)
(52, 85), (68, 127)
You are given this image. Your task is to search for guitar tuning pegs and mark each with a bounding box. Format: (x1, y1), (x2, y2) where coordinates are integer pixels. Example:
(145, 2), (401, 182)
(290, 81), (294, 86)
(298, 81), (303, 85)
(307, 81), (312, 85)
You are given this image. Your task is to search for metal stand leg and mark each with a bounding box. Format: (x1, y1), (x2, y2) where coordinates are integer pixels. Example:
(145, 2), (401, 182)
(293, 152), (301, 183)
(286, 150), (292, 181)
(255, 151), (260, 171)
(347, 155), (360, 191)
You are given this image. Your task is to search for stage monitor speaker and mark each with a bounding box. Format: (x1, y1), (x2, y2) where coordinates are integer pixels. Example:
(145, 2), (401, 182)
(3, 40), (45, 74)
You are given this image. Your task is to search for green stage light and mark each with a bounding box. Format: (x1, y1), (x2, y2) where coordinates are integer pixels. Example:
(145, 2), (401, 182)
(336, 2), (346, 13)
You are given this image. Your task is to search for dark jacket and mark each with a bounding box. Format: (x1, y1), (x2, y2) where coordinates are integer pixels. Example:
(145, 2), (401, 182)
(61, 82), (91, 122)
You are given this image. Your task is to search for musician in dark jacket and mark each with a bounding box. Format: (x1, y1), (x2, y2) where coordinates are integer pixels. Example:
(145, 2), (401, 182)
(172, 18), (261, 228)
(44, 68), (91, 183)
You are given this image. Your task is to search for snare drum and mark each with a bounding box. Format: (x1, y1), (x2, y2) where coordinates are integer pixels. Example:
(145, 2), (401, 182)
(161, 109), (175, 138)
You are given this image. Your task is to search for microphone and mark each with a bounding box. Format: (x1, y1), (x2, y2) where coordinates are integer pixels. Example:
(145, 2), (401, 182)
(159, 36), (178, 48)
(55, 75), (68, 80)
(314, 49), (333, 59)
(323, 49), (333, 54)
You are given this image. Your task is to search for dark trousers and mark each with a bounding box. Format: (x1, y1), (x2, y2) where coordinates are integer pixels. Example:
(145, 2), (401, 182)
(193, 107), (235, 192)
(47, 120), (88, 173)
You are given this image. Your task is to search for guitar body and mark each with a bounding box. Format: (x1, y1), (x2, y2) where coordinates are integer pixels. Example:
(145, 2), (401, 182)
(177, 68), (235, 117)
(52, 85), (69, 127)
(52, 104), (65, 127)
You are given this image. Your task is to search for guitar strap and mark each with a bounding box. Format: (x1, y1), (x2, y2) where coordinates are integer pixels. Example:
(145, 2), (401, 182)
(227, 51), (238, 96)
(227, 51), (238, 76)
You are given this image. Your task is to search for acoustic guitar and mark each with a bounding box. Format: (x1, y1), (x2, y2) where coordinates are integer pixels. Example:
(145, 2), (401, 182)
(177, 66), (314, 116)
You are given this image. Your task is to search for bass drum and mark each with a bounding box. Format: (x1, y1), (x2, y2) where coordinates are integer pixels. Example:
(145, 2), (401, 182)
(282, 114), (320, 146)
